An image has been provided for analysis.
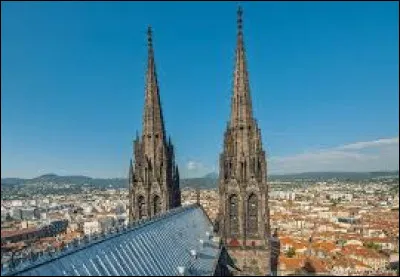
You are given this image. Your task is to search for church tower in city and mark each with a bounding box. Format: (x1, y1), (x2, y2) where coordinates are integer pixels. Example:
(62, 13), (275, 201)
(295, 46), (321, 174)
(129, 27), (181, 222)
(217, 7), (271, 275)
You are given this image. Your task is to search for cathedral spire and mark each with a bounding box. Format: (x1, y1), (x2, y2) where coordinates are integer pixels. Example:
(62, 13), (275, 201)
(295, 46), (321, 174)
(217, 8), (270, 274)
(142, 26), (166, 141)
(130, 26), (180, 223)
(230, 6), (253, 127)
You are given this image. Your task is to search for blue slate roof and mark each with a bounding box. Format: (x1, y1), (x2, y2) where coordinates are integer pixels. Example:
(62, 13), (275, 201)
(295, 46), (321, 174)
(1, 204), (222, 276)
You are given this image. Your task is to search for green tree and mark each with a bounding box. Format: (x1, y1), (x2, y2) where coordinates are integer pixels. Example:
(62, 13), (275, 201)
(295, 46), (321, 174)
(286, 247), (296, 258)
(365, 242), (381, 250)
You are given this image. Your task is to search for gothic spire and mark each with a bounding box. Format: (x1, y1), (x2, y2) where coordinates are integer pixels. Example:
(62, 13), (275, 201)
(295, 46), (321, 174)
(230, 6), (253, 127)
(142, 26), (166, 141)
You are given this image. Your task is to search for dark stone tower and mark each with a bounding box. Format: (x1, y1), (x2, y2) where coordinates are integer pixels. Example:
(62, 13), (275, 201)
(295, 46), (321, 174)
(129, 27), (180, 222)
(217, 7), (271, 275)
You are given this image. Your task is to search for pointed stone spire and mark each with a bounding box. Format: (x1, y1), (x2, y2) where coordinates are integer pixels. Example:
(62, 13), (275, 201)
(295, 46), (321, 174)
(230, 6), (253, 127)
(142, 26), (166, 142)
(130, 25), (181, 222)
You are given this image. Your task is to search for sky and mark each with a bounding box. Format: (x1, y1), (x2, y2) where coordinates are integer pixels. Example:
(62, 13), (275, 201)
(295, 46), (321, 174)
(1, 1), (399, 179)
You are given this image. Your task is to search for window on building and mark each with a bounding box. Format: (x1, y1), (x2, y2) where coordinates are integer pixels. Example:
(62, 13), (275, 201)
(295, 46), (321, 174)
(153, 195), (161, 216)
(138, 196), (146, 219)
(229, 195), (239, 236)
(247, 193), (258, 236)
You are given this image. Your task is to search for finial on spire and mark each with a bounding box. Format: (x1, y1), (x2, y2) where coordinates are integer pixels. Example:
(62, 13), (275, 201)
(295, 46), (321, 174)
(147, 25), (153, 48)
(237, 6), (243, 33)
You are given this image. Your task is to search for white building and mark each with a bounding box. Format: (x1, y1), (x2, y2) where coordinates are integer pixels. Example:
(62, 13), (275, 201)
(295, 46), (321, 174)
(83, 221), (101, 235)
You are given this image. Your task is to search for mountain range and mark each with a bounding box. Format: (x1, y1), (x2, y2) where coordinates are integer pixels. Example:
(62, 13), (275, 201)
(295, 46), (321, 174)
(1, 171), (398, 190)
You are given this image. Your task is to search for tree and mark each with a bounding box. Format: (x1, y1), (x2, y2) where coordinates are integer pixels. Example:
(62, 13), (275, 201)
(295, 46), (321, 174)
(365, 242), (381, 251)
(286, 247), (296, 258)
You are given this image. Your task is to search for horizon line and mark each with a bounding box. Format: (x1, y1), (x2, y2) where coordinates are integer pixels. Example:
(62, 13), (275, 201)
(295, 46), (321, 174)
(2, 169), (399, 180)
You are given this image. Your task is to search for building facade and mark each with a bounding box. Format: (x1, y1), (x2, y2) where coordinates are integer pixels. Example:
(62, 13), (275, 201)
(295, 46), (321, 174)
(216, 7), (272, 276)
(128, 27), (181, 222)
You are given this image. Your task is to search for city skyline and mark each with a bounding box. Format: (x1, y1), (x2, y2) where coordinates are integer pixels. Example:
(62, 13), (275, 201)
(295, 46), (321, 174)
(1, 1), (399, 178)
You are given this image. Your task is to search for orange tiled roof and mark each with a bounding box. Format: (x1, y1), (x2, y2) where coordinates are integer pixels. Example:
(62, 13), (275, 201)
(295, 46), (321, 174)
(1, 227), (39, 238)
(279, 236), (296, 246)
(1, 241), (27, 251)
(362, 237), (393, 244)
(312, 241), (337, 252)
(278, 255), (305, 271)
(342, 245), (386, 259)
(330, 255), (371, 269)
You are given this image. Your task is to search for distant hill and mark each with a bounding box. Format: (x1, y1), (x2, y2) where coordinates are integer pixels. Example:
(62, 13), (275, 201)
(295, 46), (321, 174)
(1, 174), (127, 189)
(180, 178), (217, 189)
(1, 171), (398, 190)
(30, 174), (93, 184)
(0, 173), (218, 190)
(203, 172), (218, 179)
(268, 171), (399, 181)
(1, 178), (25, 186)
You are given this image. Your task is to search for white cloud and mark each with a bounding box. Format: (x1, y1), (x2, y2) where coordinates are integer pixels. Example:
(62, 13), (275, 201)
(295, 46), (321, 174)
(269, 137), (399, 174)
(336, 137), (399, 150)
(187, 161), (203, 171)
(181, 160), (217, 178)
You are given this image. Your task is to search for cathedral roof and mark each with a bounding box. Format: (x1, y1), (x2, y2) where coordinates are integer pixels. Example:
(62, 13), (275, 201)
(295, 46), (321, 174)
(1, 204), (222, 276)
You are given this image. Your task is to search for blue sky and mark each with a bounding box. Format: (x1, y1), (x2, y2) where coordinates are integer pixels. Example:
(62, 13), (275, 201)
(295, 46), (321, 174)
(1, 1), (399, 178)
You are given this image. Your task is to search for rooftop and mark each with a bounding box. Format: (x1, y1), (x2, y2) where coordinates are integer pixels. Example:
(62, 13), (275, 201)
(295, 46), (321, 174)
(1, 204), (222, 276)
